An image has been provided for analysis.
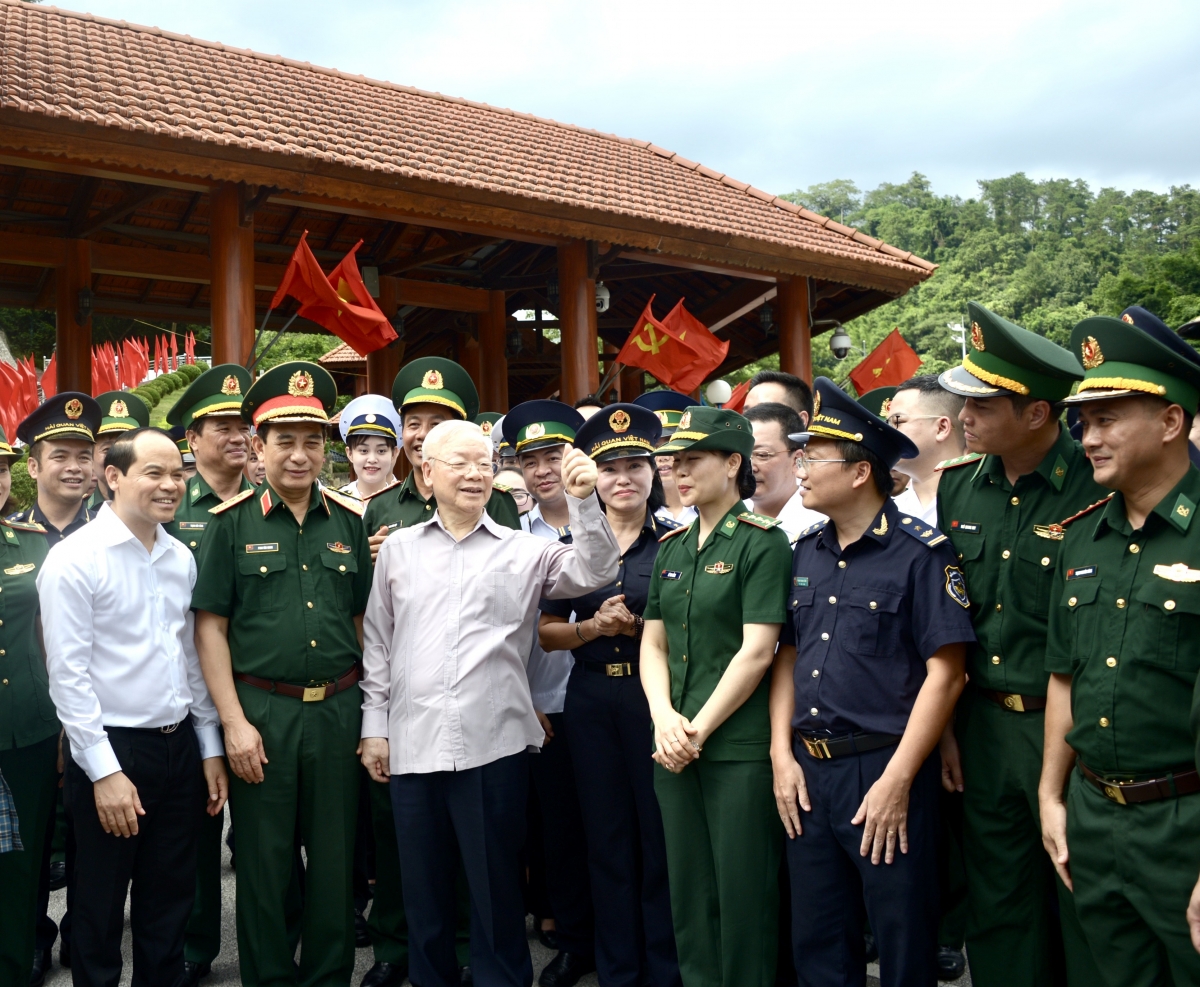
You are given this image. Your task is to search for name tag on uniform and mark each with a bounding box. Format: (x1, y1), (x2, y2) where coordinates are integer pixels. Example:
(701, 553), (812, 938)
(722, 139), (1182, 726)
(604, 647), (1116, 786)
(950, 521), (980, 533)
(793, 576), (809, 587)
(386, 522), (402, 531)
(178, 521), (207, 530)
(245, 543), (279, 553)
(1066, 565), (1097, 580)
(660, 569), (682, 580)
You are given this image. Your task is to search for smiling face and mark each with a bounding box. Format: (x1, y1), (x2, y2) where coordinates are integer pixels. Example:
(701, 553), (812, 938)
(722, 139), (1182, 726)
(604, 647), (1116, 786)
(596, 455), (654, 513)
(27, 439), (93, 508)
(401, 403), (455, 469)
(795, 438), (859, 515)
(107, 430), (186, 526)
(749, 419), (799, 505)
(671, 449), (738, 508)
(1079, 396), (1186, 490)
(519, 445), (566, 507)
(347, 435), (400, 491)
(188, 416), (251, 475)
(255, 423), (326, 496)
(423, 428), (494, 518)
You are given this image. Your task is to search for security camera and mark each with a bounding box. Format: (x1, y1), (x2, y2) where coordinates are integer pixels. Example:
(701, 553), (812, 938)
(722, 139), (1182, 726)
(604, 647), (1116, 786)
(829, 326), (852, 360)
(595, 282), (611, 314)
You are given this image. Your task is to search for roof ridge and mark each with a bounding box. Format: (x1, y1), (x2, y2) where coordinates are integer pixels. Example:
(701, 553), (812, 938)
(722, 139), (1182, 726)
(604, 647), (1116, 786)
(6, 1), (937, 274)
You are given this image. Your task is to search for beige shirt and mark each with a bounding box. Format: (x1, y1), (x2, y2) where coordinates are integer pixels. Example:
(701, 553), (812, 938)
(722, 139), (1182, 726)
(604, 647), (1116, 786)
(361, 493), (619, 774)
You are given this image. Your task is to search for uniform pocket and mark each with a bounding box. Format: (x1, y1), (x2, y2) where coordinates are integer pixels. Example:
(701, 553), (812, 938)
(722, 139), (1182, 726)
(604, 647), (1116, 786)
(1017, 537), (1060, 617)
(844, 588), (903, 656)
(1059, 579), (1100, 662)
(320, 552), (359, 610)
(1129, 581), (1200, 668)
(237, 553), (288, 612)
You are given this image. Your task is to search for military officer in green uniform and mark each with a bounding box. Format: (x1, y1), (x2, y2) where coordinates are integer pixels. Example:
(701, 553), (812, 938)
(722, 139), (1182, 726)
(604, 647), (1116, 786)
(193, 362), (372, 987)
(160, 364), (255, 986)
(936, 302), (1103, 987)
(641, 406), (792, 987)
(0, 421), (55, 987)
(1039, 308), (1200, 986)
(89, 390), (150, 506)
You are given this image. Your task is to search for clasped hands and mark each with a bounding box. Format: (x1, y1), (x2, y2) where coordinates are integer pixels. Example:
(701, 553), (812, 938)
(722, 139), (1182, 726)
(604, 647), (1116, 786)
(652, 708), (704, 774)
(590, 595), (637, 637)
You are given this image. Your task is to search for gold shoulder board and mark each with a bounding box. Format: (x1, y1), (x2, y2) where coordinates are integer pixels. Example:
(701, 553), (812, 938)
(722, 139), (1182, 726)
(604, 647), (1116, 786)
(323, 488), (365, 516)
(209, 489), (256, 515)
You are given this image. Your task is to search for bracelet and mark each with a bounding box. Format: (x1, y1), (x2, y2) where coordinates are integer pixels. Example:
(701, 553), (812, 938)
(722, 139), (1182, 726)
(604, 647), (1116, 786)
(633, 614), (644, 637)
(576, 621), (591, 644)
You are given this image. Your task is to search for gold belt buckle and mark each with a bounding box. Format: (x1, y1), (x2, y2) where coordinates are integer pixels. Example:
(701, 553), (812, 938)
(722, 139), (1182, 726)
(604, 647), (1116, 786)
(1002, 693), (1026, 712)
(302, 685), (327, 702)
(802, 736), (831, 759)
(605, 663), (631, 677)
(1102, 783), (1128, 805)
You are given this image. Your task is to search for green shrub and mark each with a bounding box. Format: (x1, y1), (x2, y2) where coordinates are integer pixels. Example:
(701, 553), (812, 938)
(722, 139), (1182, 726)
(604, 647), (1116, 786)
(5, 455), (35, 513)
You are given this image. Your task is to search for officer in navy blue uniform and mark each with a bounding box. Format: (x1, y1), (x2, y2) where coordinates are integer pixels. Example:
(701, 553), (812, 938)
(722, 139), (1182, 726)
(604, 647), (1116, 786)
(770, 378), (976, 987)
(539, 404), (682, 987)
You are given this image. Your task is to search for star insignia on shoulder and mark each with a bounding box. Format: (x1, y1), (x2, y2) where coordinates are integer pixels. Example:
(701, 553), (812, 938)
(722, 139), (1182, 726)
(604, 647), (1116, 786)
(935, 452), (985, 472)
(659, 522), (693, 542)
(323, 488), (365, 516)
(209, 489), (256, 515)
(737, 512), (782, 530)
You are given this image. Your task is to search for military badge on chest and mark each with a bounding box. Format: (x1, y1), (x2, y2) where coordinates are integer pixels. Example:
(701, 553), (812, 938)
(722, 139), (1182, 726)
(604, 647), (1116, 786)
(704, 561), (734, 575)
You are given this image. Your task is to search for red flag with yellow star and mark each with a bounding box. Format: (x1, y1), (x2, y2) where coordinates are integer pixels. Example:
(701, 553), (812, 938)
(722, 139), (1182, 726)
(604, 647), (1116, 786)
(847, 328), (923, 394)
(616, 296), (728, 392)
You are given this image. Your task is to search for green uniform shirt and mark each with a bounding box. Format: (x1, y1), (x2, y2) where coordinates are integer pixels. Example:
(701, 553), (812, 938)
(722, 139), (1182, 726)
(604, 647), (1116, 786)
(644, 502), (792, 761)
(937, 427), (1106, 696)
(0, 521), (56, 750)
(192, 483), (372, 682)
(164, 472), (254, 557)
(362, 472), (521, 535)
(1048, 468), (1200, 777)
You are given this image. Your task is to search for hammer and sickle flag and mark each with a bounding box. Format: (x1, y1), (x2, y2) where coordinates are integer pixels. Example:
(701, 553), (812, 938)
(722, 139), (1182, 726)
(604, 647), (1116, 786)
(615, 295), (729, 393)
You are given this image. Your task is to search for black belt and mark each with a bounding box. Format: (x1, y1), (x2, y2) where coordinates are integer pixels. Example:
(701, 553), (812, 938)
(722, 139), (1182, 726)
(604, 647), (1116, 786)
(794, 730), (900, 760)
(579, 660), (639, 678)
(1078, 760), (1200, 805)
(235, 666), (360, 701)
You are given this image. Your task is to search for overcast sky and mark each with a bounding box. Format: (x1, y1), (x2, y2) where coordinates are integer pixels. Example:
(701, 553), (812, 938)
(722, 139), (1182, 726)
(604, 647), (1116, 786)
(65, 0), (1200, 202)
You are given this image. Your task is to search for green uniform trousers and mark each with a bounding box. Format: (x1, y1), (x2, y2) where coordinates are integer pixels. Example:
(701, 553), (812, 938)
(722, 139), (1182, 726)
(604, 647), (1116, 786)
(958, 688), (1100, 987)
(185, 808), (226, 965)
(230, 682), (361, 987)
(0, 735), (58, 987)
(1067, 771), (1200, 987)
(654, 758), (781, 987)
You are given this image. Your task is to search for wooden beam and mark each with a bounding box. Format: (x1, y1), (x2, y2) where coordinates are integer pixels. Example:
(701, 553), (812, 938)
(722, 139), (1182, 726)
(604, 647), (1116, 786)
(380, 236), (501, 276)
(478, 290), (509, 412)
(777, 277), (812, 383)
(384, 277), (490, 313)
(73, 182), (163, 238)
(210, 182), (255, 365)
(56, 239), (91, 393)
(616, 250), (776, 284)
(557, 241), (598, 404)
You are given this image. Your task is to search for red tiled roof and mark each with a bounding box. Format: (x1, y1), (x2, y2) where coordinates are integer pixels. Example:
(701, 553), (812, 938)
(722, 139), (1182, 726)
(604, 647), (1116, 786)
(0, 1), (935, 282)
(319, 342), (365, 366)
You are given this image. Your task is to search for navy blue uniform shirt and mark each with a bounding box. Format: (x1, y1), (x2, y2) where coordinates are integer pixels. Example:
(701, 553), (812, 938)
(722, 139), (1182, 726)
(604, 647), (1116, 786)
(780, 498), (976, 737)
(541, 512), (671, 665)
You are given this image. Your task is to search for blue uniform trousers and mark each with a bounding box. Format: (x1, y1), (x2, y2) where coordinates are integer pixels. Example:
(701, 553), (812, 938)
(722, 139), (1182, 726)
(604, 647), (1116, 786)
(565, 666), (680, 987)
(786, 744), (940, 987)
(390, 751), (532, 987)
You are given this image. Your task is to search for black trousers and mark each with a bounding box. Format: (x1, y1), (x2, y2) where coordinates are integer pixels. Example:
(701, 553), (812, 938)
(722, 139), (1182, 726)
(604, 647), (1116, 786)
(64, 721), (206, 987)
(785, 744), (940, 987)
(390, 752), (533, 987)
(564, 667), (679, 987)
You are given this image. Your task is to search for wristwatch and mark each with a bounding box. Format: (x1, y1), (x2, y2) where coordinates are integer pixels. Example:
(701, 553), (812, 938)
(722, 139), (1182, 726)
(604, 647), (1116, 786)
(633, 614), (645, 637)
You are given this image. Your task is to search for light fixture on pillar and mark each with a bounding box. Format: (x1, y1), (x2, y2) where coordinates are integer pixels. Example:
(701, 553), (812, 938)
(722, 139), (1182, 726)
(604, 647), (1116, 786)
(506, 325), (523, 359)
(546, 275), (559, 308)
(759, 302), (774, 337)
(594, 282), (611, 313)
(76, 287), (94, 326)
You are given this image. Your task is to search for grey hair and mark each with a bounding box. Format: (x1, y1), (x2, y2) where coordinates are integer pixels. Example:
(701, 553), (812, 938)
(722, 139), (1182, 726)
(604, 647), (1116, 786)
(422, 419), (490, 464)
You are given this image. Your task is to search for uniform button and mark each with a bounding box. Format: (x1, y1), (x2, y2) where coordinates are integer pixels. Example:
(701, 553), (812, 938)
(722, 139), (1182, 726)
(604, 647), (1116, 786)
(685, 589), (689, 595)
(0, 650), (6, 656)
(616, 581), (622, 587)
(618, 560), (623, 566)
(869, 601), (877, 610)
(307, 602), (314, 609)
(1129, 544), (1140, 554)
(310, 640), (317, 647)
(298, 529), (303, 535)
(820, 632), (829, 641)
(1041, 557), (1050, 567)
(1099, 717), (1110, 727)
(1, 679), (7, 686)
(1069, 597), (1078, 607)
(682, 623), (686, 629)
(838, 560), (847, 569)
(828, 596), (837, 604)
(1106, 656), (1117, 667)
(339, 565), (346, 572)
(0, 619), (4, 626)
(682, 655), (687, 662)
(991, 655), (1001, 665)
(426, 504), (432, 510)
(810, 708), (818, 716)
(1116, 598), (1126, 609)
(1165, 600), (1176, 611)
(811, 669), (819, 677)
(1010, 496), (1020, 506)
(995, 603), (1002, 612)
(190, 541), (197, 548)
(1002, 549), (1011, 559)
(302, 564), (309, 571)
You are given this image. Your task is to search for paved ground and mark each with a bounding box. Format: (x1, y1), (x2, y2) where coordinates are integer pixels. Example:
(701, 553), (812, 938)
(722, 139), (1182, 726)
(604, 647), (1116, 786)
(41, 809), (971, 986)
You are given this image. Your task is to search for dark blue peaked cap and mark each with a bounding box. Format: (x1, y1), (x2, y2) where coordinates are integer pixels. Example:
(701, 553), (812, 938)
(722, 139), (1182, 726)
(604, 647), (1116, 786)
(790, 376), (918, 469)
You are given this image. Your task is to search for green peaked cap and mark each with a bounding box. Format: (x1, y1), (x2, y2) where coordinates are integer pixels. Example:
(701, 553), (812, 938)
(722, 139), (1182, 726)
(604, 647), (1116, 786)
(392, 357), (478, 422)
(241, 361), (337, 426)
(95, 391), (150, 434)
(0, 423), (16, 460)
(657, 405), (753, 457)
(939, 301), (1084, 402)
(1065, 316), (1200, 414)
(167, 364), (253, 430)
(856, 386), (897, 419)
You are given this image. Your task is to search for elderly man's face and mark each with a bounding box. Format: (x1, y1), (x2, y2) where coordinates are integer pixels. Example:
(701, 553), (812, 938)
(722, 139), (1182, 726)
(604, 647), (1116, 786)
(423, 432), (494, 517)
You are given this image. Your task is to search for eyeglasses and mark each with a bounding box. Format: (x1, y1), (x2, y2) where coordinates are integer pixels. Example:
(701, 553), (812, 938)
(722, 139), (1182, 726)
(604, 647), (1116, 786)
(885, 414), (942, 428)
(427, 458), (498, 477)
(797, 454), (848, 469)
(750, 449), (785, 464)
(507, 489), (532, 505)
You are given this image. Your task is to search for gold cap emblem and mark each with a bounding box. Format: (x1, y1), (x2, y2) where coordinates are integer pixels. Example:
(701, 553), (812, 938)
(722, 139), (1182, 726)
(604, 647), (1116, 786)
(65, 398), (83, 419)
(108, 399), (128, 418)
(812, 391), (821, 417)
(288, 371), (313, 397)
(421, 369), (444, 390)
(526, 422), (546, 439)
(479, 420), (493, 435)
(1080, 335), (1104, 370)
(1121, 313), (1135, 324)
(609, 409), (631, 433)
(970, 322), (985, 351)
(221, 375), (241, 396)
(678, 410), (692, 430)
(879, 398), (891, 417)
(655, 411), (669, 425)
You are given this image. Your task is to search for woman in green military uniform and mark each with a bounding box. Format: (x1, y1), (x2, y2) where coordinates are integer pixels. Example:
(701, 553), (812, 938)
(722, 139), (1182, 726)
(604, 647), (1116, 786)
(0, 424), (57, 987)
(640, 406), (792, 987)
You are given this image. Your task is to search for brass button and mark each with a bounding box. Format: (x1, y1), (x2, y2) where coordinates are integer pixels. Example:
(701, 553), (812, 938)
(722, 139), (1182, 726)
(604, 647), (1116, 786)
(616, 581), (622, 588)
(260, 565), (268, 573)
(426, 504), (432, 510)
(298, 529), (303, 535)
(302, 564), (309, 571)
(1116, 598), (1126, 609)
(811, 669), (819, 677)
(310, 640), (317, 647)
(307, 602), (314, 609)
(1011, 496), (1020, 506)
(682, 623), (686, 629)
(338, 565), (346, 572)
(1041, 557), (1050, 567)
(1165, 600), (1176, 611)
(1002, 549), (1011, 559)
(1069, 596), (1078, 606)
(810, 707), (819, 716)
(190, 541), (197, 548)
(1129, 544), (1140, 554)
(682, 655), (687, 662)
(995, 603), (1002, 612)
(1099, 717), (1110, 728)
(838, 560), (847, 569)
(820, 632), (829, 641)
(1106, 657), (1117, 667)
(869, 601), (877, 610)
(991, 655), (1001, 665)
(828, 596), (837, 604)
(1, 679), (7, 686)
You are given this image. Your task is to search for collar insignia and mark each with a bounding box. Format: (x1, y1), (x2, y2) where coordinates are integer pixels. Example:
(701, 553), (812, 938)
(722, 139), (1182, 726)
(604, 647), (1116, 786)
(1080, 336), (1104, 370)
(872, 514), (888, 536)
(221, 375), (241, 395)
(609, 409), (631, 433)
(421, 369), (444, 390)
(288, 370), (313, 397)
(970, 322), (985, 351)
(65, 398), (83, 419)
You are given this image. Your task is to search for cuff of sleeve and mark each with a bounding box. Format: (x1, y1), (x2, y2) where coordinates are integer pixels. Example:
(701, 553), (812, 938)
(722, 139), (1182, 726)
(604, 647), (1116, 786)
(194, 724), (225, 760)
(1044, 654), (1073, 674)
(77, 738), (122, 783)
(741, 611), (786, 624)
(566, 492), (599, 521)
(361, 708), (390, 740)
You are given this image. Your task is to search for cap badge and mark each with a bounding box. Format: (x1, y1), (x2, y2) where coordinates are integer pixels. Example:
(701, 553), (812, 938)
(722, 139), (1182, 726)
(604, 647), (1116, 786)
(879, 398), (891, 417)
(526, 422), (546, 439)
(421, 369), (444, 390)
(65, 398), (83, 420)
(1121, 313), (1135, 325)
(970, 322), (985, 352)
(109, 399), (128, 418)
(812, 392), (821, 417)
(479, 420), (492, 435)
(288, 371), (313, 397)
(678, 410), (692, 430)
(609, 409), (631, 433)
(655, 410), (669, 425)
(221, 375), (241, 396)
(364, 413), (377, 424)
(1080, 336), (1104, 370)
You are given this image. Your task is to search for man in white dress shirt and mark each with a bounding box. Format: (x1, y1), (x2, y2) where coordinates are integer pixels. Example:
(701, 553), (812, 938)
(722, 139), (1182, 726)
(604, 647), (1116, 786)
(359, 419), (617, 987)
(888, 375), (966, 525)
(742, 402), (825, 541)
(38, 428), (226, 987)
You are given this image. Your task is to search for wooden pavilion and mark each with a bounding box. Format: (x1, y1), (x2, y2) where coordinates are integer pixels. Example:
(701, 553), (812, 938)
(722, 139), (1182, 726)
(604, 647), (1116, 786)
(0, 1), (935, 408)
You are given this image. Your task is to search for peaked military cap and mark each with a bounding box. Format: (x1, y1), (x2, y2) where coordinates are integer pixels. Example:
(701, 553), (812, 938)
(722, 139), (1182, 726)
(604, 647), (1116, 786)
(792, 376), (917, 468)
(633, 390), (693, 436)
(1177, 315), (1200, 340)
(939, 301), (1084, 402)
(0, 424), (18, 462)
(657, 405), (753, 457)
(1065, 307), (1200, 414)
(167, 364), (252, 430)
(392, 357), (479, 421)
(339, 394), (400, 444)
(474, 412), (503, 439)
(574, 403), (662, 462)
(502, 400), (584, 454)
(241, 361), (337, 427)
(856, 385), (897, 419)
(95, 391), (150, 435)
(168, 425), (195, 464)
(17, 392), (102, 445)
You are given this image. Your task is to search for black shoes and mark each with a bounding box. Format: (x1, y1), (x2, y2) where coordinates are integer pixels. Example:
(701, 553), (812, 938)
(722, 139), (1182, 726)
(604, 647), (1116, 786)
(47, 860), (67, 892)
(181, 960), (211, 987)
(535, 925), (558, 951)
(354, 908), (371, 948)
(58, 940), (70, 969)
(459, 966), (473, 985)
(29, 947), (51, 987)
(937, 946), (966, 981)
(538, 951), (596, 987)
(360, 961), (407, 987)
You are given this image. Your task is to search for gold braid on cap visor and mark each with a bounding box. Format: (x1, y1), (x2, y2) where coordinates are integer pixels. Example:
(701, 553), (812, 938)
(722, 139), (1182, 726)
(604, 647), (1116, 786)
(808, 424), (864, 442)
(587, 436), (655, 458)
(962, 355), (1031, 396)
(1078, 377), (1168, 397)
(194, 400), (245, 417)
(402, 393), (467, 418)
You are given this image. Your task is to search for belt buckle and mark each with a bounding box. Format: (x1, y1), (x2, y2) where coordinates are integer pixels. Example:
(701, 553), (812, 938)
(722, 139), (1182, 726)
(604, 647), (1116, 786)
(803, 736), (831, 759)
(159, 722), (179, 734)
(1102, 782), (1128, 805)
(302, 685), (327, 702)
(1002, 693), (1025, 712)
(605, 663), (630, 677)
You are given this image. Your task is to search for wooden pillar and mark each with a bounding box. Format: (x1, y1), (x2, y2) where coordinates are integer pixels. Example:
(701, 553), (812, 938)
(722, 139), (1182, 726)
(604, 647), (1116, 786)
(619, 366), (644, 403)
(557, 241), (598, 404)
(479, 289), (509, 412)
(210, 182), (255, 366)
(456, 324), (482, 400)
(367, 278), (404, 397)
(777, 277), (812, 383)
(55, 239), (92, 394)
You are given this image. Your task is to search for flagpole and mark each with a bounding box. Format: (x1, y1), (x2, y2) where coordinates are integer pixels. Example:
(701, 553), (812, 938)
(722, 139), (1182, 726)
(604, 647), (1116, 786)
(247, 312), (301, 374)
(595, 361), (624, 400)
(246, 305), (277, 370)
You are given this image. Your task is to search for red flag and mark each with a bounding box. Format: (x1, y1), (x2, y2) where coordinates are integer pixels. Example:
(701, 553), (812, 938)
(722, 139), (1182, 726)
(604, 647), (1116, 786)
(723, 378), (751, 413)
(186, 332), (195, 364)
(659, 300), (730, 395)
(170, 333), (178, 371)
(847, 328), (923, 395)
(270, 233), (397, 355)
(40, 354), (57, 399)
(615, 296), (728, 394)
(0, 364), (14, 440)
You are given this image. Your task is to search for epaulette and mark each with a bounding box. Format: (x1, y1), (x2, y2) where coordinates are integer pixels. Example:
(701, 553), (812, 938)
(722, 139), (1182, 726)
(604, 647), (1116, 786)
(897, 515), (949, 548)
(737, 511), (782, 530)
(208, 489), (255, 515)
(323, 487), (365, 516)
(935, 452), (985, 472)
(1044, 494), (1114, 538)
(654, 515), (682, 532)
(361, 479), (401, 503)
(659, 521), (693, 542)
(2, 517), (46, 533)
(796, 520), (827, 540)
(492, 480), (513, 494)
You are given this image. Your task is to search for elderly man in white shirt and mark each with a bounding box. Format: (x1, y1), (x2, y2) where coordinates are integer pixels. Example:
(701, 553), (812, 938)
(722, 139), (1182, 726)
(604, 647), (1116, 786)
(38, 427), (226, 987)
(360, 419), (618, 987)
